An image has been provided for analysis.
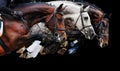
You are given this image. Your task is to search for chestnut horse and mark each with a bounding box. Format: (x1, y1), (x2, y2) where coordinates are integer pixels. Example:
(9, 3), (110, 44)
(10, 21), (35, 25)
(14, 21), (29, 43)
(0, 2), (67, 56)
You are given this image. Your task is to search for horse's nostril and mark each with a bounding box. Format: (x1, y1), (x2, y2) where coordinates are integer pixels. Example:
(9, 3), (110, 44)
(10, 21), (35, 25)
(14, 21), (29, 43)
(94, 35), (99, 39)
(84, 17), (88, 20)
(105, 44), (107, 46)
(103, 43), (108, 47)
(54, 33), (58, 37)
(63, 38), (66, 41)
(91, 33), (94, 35)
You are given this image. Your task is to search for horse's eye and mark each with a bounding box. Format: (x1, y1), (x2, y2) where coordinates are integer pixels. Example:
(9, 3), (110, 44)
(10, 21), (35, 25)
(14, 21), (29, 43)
(57, 12), (63, 16)
(58, 18), (63, 22)
(60, 13), (63, 16)
(84, 17), (88, 20)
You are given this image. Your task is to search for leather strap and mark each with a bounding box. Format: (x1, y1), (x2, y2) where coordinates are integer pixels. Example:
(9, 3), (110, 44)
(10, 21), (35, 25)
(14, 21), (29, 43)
(0, 38), (11, 54)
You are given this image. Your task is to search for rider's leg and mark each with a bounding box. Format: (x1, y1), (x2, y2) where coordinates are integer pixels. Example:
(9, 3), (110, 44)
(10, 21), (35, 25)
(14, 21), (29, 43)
(0, 14), (3, 37)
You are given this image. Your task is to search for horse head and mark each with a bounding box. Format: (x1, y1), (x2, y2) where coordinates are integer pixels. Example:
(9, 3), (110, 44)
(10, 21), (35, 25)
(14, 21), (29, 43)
(45, 4), (67, 43)
(88, 4), (109, 48)
(78, 5), (97, 40)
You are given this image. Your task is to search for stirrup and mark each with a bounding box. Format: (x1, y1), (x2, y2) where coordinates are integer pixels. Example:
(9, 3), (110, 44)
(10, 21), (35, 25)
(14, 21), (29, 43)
(0, 16), (3, 37)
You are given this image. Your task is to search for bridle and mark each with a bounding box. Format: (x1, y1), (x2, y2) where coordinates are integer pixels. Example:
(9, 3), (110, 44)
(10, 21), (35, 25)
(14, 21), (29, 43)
(94, 13), (109, 39)
(46, 7), (66, 42)
(0, 38), (11, 54)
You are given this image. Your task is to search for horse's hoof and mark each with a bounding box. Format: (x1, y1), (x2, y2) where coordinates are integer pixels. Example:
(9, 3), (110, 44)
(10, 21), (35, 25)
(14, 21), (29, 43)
(19, 53), (28, 59)
(60, 41), (68, 48)
(57, 48), (67, 55)
(39, 46), (46, 55)
(16, 46), (26, 54)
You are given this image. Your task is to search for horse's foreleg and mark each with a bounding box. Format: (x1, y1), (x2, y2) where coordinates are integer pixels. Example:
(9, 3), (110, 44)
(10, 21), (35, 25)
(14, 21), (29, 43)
(16, 34), (43, 59)
(18, 40), (44, 59)
(22, 34), (42, 47)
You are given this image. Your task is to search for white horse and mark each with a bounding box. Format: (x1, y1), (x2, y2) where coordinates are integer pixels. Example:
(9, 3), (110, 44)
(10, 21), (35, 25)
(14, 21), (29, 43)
(47, 1), (97, 40)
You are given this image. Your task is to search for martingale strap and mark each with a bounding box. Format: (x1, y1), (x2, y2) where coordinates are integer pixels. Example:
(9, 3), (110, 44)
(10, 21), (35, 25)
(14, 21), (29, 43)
(0, 38), (11, 54)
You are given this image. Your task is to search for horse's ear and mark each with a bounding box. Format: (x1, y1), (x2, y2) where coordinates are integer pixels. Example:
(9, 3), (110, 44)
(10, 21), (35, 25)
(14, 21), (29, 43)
(83, 6), (90, 11)
(57, 4), (64, 11)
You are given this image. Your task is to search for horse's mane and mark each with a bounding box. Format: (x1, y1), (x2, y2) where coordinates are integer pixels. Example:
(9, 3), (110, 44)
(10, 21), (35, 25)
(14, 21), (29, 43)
(74, 1), (104, 13)
(14, 2), (55, 9)
(82, 1), (104, 13)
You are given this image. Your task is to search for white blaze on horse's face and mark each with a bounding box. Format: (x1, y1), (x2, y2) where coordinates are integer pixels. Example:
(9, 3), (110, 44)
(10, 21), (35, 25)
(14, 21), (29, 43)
(80, 6), (97, 40)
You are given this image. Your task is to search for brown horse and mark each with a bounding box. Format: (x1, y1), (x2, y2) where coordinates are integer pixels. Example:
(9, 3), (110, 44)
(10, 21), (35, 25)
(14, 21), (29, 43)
(0, 2), (67, 56)
(88, 5), (109, 48)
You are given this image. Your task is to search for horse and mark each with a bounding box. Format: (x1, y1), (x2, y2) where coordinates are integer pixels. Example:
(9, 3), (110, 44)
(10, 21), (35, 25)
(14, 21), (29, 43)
(47, 1), (109, 48)
(47, 1), (97, 40)
(0, 2), (67, 56)
(87, 4), (109, 48)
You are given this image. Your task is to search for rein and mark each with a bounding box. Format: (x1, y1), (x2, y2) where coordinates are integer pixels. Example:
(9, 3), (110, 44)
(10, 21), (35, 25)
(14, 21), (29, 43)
(47, 8), (65, 33)
(0, 38), (11, 54)
(0, 13), (26, 54)
(94, 13), (106, 38)
(74, 8), (92, 32)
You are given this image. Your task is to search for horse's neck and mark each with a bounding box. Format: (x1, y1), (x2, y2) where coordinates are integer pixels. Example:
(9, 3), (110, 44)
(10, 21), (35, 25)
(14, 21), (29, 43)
(30, 22), (52, 35)
(13, 3), (55, 27)
(13, 3), (54, 15)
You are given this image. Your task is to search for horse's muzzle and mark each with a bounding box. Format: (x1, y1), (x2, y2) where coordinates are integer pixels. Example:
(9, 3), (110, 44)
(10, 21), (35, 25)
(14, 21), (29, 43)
(54, 31), (67, 43)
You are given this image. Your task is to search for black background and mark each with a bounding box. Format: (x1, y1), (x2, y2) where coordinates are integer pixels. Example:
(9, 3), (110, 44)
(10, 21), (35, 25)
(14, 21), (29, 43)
(0, 0), (113, 66)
